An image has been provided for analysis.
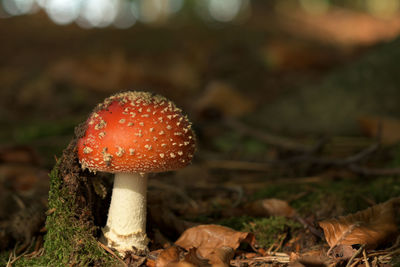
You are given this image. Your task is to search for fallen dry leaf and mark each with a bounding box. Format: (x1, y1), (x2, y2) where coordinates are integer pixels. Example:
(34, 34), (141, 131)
(195, 81), (255, 117)
(0, 146), (40, 164)
(319, 197), (400, 250)
(155, 246), (180, 267)
(244, 198), (296, 218)
(288, 249), (332, 267)
(182, 248), (210, 267)
(175, 224), (255, 259)
(207, 246), (234, 267)
(358, 116), (400, 145)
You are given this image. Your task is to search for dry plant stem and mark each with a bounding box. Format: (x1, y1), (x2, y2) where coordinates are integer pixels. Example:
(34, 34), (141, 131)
(102, 172), (149, 254)
(346, 244), (365, 267)
(363, 249), (371, 267)
(231, 253), (290, 266)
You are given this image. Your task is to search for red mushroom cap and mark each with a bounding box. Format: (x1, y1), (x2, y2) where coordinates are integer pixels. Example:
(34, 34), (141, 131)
(77, 91), (196, 173)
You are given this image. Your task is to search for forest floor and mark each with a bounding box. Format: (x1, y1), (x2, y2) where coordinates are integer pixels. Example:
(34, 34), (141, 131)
(1, 6), (400, 267)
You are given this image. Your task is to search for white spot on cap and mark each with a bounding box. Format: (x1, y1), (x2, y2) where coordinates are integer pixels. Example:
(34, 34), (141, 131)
(149, 128), (154, 132)
(178, 151), (183, 156)
(116, 146), (125, 157)
(129, 148), (135, 155)
(119, 119), (126, 124)
(99, 132), (106, 139)
(95, 120), (107, 130)
(170, 153), (176, 158)
(83, 147), (93, 154)
(144, 144), (152, 151)
(159, 153), (164, 158)
(139, 122), (144, 126)
(159, 131), (165, 135)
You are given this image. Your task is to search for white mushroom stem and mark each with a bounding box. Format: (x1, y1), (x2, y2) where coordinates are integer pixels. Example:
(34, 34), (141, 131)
(102, 172), (149, 253)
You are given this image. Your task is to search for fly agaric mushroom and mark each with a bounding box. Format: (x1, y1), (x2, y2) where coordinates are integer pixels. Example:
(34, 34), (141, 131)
(77, 91), (195, 254)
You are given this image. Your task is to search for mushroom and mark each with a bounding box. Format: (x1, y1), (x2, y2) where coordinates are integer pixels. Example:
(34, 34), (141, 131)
(77, 91), (196, 254)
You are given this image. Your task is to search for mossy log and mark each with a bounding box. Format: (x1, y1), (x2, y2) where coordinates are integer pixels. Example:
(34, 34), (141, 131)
(19, 126), (117, 266)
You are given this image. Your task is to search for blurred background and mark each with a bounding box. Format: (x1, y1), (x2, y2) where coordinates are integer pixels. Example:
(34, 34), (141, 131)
(2, 0), (400, 263)
(2, 0), (400, 166)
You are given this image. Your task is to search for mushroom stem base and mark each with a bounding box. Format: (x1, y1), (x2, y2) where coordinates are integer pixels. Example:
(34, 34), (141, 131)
(101, 227), (149, 255)
(102, 172), (149, 254)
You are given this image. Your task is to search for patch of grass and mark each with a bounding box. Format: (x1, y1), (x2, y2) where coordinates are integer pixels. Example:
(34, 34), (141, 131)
(242, 216), (301, 248)
(16, 165), (117, 266)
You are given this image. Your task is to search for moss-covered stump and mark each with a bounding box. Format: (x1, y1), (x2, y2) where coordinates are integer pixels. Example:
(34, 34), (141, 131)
(19, 136), (117, 266)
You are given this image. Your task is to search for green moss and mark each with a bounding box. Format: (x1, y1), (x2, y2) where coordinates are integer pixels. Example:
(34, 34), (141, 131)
(16, 165), (117, 266)
(218, 215), (301, 248)
(253, 176), (400, 216)
(242, 216), (301, 248)
(0, 250), (10, 266)
(218, 215), (254, 230)
(213, 131), (269, 158)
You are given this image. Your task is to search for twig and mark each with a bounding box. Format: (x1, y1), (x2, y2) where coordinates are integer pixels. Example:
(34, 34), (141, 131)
(97, 241), (128, 267)
(346, 244), (365, 267)
(294, 215), (324, 240)
(363, 248), (371, 267)
(286, 143), (379, 166)
(224, 118), (314, 152)
(204, 159), (272, 171)
(348, 164), (400, 176)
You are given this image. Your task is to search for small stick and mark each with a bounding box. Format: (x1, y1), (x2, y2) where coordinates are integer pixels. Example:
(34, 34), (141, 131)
(363, 248), (371, 267)
(97, 241), (128, 267)
(346, 244), (365, 267)
(224, 118), (313, 152)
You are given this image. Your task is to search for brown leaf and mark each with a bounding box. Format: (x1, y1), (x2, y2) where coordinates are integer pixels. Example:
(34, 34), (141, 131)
(244, 198), (296, 218)
(0, 146), (40, 164)
(359, 116), (400, 145)
(288, 249), (332, 266)
(175, 224), (255, 259)
(207, 246), (234, 267)
(155, 246), (180, 267)
(195, 81), (255, 117)
(183, 248), (210, 267)
(319, 197), (400, 250)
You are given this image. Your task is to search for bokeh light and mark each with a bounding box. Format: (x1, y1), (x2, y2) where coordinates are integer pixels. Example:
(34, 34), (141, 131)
(299, 0), (331, 15)
(44, 0), (81, 25)
(366, 0), (400, 18)
(1, 0), (250, 27)
(2, 0), (35, 16)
